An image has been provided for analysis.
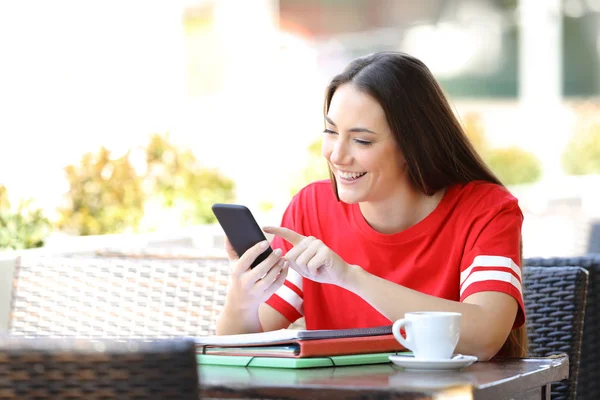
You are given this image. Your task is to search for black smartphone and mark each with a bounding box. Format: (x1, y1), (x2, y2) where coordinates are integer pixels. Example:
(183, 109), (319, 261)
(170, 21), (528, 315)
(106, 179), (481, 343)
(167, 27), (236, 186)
(211, 203), (273, 269)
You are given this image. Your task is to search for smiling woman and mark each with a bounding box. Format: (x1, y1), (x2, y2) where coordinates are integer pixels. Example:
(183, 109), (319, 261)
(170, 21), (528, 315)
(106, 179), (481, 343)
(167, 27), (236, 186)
(216, 52), (527, 361)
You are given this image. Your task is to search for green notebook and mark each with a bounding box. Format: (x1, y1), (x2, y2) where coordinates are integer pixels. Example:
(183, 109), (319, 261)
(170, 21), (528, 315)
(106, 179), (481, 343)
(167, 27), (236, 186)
(199, 361), (400, 385)
(197, 352), (403, 369)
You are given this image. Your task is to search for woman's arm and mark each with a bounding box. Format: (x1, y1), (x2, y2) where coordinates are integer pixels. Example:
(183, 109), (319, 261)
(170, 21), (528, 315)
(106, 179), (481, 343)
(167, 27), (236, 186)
(341, 265), (518, 361)
(263, 226), (519, 361)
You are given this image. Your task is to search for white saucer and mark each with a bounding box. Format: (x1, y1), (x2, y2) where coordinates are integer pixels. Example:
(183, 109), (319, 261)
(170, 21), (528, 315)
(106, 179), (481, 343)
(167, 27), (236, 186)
(389, 354), (478, 371)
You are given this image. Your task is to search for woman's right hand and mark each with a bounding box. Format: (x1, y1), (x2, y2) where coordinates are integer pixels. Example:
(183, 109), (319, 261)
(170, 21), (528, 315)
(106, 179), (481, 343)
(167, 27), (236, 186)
(224, 237), (289, 311)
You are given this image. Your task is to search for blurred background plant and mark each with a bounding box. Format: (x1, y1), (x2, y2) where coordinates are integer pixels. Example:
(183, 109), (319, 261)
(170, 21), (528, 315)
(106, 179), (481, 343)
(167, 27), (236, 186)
(0, 185), (51, 250)
(57, 133), (235, 236)
(289, 137), (329, 195)
(486, 147), (543, 186)
(562, 104), (600, 175)
(57, 147), (145, 236)
(462, 113), (543, 186)
(143, 133), (235, 230)
(461, 113), (488, 154)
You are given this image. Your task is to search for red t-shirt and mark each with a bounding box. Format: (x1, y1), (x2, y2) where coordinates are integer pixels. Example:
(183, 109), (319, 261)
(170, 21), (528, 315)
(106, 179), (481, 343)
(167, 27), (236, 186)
(266, 180), (525, 330)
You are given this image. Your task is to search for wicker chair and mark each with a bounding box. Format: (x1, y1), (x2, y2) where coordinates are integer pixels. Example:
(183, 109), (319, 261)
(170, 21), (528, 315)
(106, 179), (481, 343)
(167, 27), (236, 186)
(523, 265), (588, 400)
(525, 255), (600, 400)
(8, 253), (230, 338)
(0, 336), (199, 399)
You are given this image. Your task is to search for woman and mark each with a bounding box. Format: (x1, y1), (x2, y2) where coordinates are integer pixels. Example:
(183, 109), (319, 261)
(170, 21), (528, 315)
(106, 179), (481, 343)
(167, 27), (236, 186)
(216, 52), (527, 361)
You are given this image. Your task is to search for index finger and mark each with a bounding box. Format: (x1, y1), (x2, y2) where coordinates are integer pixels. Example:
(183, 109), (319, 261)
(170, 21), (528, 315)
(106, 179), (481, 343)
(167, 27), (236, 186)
(236, 240), (271, 272)
(262, 226), (306, 246)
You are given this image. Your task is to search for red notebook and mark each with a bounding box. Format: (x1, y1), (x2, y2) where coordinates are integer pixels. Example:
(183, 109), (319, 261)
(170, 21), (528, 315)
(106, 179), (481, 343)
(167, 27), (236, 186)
(198, 334), (403, 358)
(195, 325), (404, 358)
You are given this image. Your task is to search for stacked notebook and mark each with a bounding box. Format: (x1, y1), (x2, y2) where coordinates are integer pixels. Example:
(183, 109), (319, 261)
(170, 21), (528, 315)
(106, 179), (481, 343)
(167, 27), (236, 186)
(195, 325), (405, 368)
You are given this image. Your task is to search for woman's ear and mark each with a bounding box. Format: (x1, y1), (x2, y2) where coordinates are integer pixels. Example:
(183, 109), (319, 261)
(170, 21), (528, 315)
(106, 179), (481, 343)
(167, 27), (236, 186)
(398, 155), (408, 171)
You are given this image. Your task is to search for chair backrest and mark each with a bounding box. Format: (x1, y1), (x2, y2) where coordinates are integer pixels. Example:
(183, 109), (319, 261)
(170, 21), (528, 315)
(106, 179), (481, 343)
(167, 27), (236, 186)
(525, 255), (600, 400)
(9, 253), (230, 338)
(0, 336), (199, 399)
(523, 265), (588, 400)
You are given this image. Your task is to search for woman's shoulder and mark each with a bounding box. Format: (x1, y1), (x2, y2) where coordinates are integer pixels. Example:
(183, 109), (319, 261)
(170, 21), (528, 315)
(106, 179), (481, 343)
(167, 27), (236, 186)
(282, 180), (341, 232)
(293, 180), (336, 203)
(450, 180), (520, 212)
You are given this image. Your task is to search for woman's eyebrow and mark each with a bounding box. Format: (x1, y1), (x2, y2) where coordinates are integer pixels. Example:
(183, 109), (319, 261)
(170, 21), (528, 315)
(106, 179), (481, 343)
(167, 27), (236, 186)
(325, 115), (337, 126)
(325, 115), (377, 134)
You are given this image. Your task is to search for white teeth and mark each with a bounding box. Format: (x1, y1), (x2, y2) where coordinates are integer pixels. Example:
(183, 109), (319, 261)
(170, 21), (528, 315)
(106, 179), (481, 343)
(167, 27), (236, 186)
(339, 171), (366, 180)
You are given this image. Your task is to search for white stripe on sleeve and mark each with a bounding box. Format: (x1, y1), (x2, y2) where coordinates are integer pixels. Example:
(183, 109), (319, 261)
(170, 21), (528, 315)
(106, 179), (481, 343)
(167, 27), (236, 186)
(274, 284), (304, 316)
(460, 255), (521, 285)
(286, 268), (303, 290)
(460, 270), (523, 297)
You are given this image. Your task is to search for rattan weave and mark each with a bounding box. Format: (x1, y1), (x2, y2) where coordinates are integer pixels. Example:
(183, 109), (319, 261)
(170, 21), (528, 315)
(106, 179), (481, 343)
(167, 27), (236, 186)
(9, 254), (230, 338)
(525, 255), (600, 400)
(0, 336), (199, 399)
(523, 265), (588, 400)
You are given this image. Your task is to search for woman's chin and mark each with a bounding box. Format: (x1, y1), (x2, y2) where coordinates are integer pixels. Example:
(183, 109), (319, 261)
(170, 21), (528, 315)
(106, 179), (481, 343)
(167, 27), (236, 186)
(337, 189), (363, 204)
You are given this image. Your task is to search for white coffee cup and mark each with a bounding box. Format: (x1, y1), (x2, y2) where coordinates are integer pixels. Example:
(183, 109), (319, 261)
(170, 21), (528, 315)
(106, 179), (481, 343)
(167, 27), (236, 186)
(392, 312), (462, 360)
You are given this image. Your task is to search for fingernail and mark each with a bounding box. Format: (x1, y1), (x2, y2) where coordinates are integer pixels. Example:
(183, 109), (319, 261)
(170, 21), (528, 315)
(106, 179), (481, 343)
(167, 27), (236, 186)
(260, 240), (269, 249)
(274, 248), (282, 256)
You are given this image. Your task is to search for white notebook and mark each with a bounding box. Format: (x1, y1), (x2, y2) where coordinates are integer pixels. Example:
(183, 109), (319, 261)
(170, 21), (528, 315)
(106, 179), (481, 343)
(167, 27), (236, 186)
(194, 325), (393, 346)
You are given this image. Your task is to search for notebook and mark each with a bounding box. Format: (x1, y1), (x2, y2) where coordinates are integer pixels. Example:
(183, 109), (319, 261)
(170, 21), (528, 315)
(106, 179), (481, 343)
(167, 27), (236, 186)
(195, 325), (402, 358)
(195, 325), (393, 346)
(198, 334), (403, 358)
(197, 351), (400, 369)
(199, 361), (401, 383)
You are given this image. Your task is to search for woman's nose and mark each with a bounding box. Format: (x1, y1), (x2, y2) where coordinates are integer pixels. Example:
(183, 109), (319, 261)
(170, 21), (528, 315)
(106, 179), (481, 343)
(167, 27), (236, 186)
(329, 140), (348, 165)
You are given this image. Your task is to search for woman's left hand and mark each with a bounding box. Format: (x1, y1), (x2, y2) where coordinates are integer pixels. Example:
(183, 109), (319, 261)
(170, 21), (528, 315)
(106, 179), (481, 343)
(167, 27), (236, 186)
(262, 226), (352, 287)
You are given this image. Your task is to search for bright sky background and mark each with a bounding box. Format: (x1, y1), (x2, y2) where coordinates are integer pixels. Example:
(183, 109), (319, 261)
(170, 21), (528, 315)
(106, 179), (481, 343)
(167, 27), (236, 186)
(0, 2), (184, 212)
(0, 0), (324, 222)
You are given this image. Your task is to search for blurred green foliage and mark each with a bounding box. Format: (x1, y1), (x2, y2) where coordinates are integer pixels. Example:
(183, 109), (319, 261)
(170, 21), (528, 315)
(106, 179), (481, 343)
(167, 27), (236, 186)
(462, 113), (542, 185)
(461, 113), (488, 154)
(562, 106), (600, 175)
(58, 133), (235, 236)
(486, 147), (543, 186)
(145, 133), (235, 226)
(290, 136), (330, 195)
(0, 185), (51, 250)
(58, 147), (145, 235)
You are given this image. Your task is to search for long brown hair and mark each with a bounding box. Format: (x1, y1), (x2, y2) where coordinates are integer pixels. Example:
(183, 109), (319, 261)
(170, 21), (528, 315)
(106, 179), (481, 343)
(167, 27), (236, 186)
(324, 51), (527, 357)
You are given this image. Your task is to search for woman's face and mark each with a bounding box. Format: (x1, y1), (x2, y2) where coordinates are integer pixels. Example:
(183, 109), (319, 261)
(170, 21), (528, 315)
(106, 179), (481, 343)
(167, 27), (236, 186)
(322, 83), (408, 204)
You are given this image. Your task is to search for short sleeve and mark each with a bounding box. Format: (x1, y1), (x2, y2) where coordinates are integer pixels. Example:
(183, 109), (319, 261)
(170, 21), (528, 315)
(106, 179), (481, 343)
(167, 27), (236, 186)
(265, 196), (304, 323)
(459, 201), (525, 329)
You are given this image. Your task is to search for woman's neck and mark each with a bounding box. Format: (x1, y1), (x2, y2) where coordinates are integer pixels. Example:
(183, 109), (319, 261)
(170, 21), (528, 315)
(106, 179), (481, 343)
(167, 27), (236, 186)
(358, 186), (446, 234)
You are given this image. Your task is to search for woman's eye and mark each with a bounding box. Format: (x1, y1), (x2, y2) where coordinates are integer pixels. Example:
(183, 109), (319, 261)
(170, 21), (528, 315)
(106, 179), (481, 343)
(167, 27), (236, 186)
(323, 129), (338, 136)
(354, 139), (372, 146)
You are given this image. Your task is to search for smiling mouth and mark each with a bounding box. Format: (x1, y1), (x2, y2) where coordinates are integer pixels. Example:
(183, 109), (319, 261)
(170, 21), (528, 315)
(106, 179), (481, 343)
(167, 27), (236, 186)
(338, 171), (367, 181)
